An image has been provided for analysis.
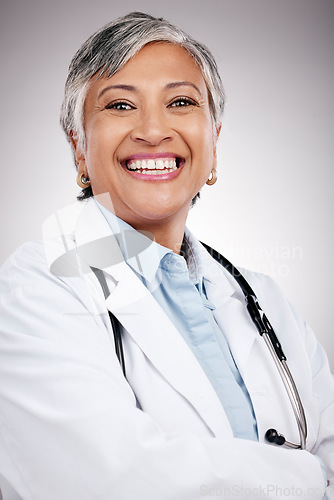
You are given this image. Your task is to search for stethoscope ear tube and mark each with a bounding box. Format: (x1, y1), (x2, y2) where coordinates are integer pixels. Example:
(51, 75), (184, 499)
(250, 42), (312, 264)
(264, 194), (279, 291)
(90, 266), (126, 377)
(245, 294), (286, 361)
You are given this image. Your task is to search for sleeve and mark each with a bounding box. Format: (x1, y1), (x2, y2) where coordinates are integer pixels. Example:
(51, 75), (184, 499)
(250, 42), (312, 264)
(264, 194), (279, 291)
(304, 321), (334, 487)
(248, 270), (334, 498)
(0, 243), (328, 500)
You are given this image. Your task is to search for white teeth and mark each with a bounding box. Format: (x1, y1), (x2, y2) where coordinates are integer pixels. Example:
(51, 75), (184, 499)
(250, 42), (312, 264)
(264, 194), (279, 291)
(126, 158), (178, 172)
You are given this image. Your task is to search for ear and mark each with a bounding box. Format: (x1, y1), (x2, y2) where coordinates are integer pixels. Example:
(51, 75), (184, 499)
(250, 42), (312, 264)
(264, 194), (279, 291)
(214, 123), (222, 146)
(69, 131), (87, 173)
(213, 124), (222, 162)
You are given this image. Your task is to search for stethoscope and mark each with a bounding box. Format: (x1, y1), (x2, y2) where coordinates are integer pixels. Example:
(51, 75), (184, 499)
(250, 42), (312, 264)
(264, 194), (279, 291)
(91, 241), (307, 450)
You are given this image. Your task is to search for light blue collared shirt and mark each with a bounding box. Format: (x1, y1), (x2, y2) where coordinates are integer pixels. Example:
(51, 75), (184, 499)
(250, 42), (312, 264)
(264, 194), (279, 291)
(96, 200), (258, 441)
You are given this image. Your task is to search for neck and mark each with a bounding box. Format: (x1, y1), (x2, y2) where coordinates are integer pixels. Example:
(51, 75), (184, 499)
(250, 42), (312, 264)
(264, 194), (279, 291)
(132, 213), (187, 255)
(94, 194), (189, 254)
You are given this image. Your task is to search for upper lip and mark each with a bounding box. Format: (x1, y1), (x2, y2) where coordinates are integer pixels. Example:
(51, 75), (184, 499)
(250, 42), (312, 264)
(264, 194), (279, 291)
(121, 152), (184, 162)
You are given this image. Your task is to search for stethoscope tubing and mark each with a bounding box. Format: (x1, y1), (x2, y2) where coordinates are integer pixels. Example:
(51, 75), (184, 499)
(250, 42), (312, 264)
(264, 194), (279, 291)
(262, 334), (306, 449)
(90, 266), (126, 377)
(90, 241), (307, 450)
(200, 242), (307, 449)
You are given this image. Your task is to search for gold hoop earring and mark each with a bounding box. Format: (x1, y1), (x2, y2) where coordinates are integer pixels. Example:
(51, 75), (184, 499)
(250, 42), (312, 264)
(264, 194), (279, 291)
(76, 172), (91, 188)
(206, 168), (217, 186)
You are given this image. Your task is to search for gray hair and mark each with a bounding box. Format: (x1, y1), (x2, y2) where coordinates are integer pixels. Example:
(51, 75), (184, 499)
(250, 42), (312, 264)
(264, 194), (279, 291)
(60, 11), (225, 149)
(60, 12), (226, 201)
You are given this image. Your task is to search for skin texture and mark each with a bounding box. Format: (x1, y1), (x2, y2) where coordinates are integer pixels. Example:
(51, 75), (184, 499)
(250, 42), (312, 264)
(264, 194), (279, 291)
(71, 43), (220, 253)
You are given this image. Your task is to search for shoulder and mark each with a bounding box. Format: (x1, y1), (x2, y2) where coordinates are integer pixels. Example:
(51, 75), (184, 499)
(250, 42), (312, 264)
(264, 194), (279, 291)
(0, 199), (101, 299)
(237, 267), (329, 383)
(0, 242), (111, 353)
(241, 267), (288, 308)
(188, 232), (311, 351)
(0, 235), (94, 325)
(0, 198), (121, 344)
(0, 238), (84, 311)
(0, 240), (52, 297)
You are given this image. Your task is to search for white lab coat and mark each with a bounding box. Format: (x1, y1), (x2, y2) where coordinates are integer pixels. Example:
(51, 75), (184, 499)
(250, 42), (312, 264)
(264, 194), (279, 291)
(0, 198), (333, 499)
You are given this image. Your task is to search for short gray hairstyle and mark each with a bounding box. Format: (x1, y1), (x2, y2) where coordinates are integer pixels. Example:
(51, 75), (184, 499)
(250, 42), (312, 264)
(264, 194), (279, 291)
(60, 11), (226, 200)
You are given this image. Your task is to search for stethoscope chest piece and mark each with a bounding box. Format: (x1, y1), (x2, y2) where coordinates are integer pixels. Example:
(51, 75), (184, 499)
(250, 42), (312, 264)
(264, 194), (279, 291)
(91, 241), (307, 450)
(265, 428), (286, 446)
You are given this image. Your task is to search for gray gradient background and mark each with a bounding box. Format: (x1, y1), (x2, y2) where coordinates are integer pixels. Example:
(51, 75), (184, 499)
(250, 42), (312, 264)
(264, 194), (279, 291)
(0, 0), (333, 369)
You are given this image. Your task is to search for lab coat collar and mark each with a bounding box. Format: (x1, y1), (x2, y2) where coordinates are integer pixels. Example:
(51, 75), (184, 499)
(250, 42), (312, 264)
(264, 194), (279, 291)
(45, 199), (260, 438)
(42, 198), (126, 279)
(95, 199), (171, 283)
(69, 200), (233, 437)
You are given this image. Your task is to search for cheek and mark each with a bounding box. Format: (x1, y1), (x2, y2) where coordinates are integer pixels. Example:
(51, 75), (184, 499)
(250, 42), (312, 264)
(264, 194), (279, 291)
(85, 125), (114, 167)
(188, 116), (215, 155)
(86, 119), (132, 167)
(191, 130), (216, 172)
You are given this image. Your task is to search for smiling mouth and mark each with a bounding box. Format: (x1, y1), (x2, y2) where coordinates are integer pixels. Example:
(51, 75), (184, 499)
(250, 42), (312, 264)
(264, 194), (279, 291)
(122, 157), (183, 175)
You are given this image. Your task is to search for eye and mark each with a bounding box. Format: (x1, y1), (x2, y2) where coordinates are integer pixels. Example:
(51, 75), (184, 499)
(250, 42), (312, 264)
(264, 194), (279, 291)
(105, 101), (135, 111)
(169, 97), (197, 108)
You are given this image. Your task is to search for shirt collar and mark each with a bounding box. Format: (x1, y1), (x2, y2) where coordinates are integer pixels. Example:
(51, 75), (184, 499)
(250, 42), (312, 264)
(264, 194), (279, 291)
(95, 200), (171, 282)
(182, 230), (202, 290)
(94, 200), (223, 295)
(184, 226), (237, 298)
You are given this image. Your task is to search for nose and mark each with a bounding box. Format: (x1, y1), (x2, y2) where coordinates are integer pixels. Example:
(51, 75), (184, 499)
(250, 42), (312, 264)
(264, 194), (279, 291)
(130, 105), (172, 146)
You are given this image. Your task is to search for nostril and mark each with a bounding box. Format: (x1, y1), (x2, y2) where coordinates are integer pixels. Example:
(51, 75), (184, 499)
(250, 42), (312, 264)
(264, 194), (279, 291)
(130, 120), (173, 146)
(131, 133), (172, 146)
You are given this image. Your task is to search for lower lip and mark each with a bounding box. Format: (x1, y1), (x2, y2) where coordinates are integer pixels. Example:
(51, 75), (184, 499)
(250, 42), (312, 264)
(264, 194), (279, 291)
(121, 161), (184, 181)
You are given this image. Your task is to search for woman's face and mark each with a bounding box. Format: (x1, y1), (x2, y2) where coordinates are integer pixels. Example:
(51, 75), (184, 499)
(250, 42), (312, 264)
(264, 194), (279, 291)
(76, 42), (219, 228)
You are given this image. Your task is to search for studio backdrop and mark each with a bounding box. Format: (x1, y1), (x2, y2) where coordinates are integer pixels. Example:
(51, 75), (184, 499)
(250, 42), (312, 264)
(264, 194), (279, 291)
(0, 0), (333, 368)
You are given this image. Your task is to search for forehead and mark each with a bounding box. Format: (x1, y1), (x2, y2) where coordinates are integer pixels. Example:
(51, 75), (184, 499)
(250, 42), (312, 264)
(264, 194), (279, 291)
(89, 42), (208, 96)
(121, 42), (203, 76)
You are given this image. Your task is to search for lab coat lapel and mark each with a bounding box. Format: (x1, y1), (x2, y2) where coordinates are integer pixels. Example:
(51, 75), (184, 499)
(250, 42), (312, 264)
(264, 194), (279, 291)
(185, 231), (258, 378)
(186, 233), (300, 444)
(210, 290), (297, 444)
(104, 272), (232, 438)
(72, 200), (232, 438)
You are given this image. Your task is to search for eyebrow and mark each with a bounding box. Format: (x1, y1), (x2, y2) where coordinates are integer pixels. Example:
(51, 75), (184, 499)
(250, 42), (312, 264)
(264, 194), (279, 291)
(98, 84), (137, 99)
(164, 81), (203, 97)
(98, 81), (203, 100)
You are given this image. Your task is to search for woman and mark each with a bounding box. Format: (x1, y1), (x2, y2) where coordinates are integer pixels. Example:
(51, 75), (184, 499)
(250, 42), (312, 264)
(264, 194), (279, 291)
(0, 12), (332, 500)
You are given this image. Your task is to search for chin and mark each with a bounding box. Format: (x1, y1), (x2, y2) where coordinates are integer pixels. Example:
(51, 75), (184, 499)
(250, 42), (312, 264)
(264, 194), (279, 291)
(131, 199), (189, 223)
